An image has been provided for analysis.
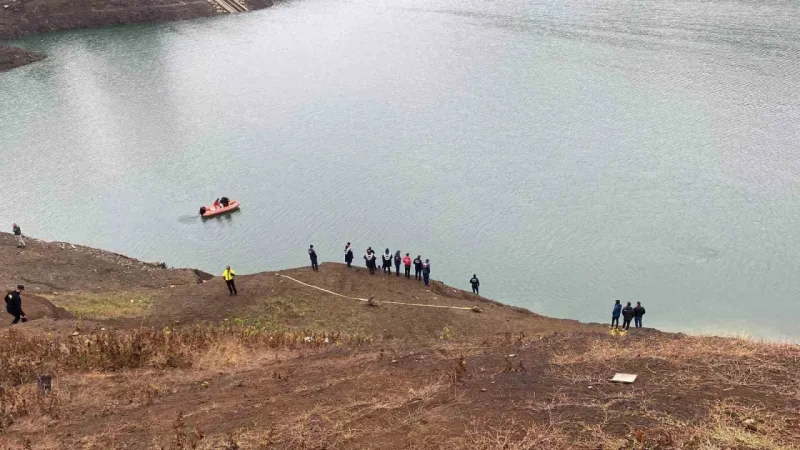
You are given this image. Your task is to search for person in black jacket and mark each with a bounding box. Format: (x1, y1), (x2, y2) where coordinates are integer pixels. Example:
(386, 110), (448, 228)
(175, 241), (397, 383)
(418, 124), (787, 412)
(5, 285), (27, 324)
(382, 249), (392, 274)
(364, 248), (376, 274)
(469, 274), (480, 295)
(308, 245), (319, 271)
(422, 259), (431, 286)
(12, 223), (25, 248)
(344, 242), (354, 268)
(621, 302), (634, 330)
(633, 302), (646, 328)
(413, 255), (423, 280)
(394, 251), (402, 276)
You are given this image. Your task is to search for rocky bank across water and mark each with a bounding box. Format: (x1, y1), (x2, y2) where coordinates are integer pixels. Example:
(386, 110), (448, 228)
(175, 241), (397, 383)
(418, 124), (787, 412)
(0, 0), (274, 71)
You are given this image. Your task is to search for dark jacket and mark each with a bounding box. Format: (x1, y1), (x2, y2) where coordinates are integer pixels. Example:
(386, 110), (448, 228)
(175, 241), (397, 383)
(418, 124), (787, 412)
(308, 249), (317, 262)
(470, 277), (479, 287)
(422, 263), (431, 275)
(622, 305), (634, 320)
(413, 258), (422, 269)
(612, 303), (622, 318)
(12, 225), (21, 236)
(5, 291), (22, 314)
(344, 247), (353, 263)
(394, 253), (401, 265)
(633, 305), (646, 318)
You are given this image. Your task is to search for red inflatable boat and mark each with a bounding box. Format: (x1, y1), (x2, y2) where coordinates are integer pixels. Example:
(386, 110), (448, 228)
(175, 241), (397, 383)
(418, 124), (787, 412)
(200, 200), (240, 218)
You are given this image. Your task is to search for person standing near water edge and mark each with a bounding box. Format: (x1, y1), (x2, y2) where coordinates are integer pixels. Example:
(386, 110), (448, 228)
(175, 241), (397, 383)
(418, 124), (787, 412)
(611, 300), (621, 329)
(364, 248), (376, 274)
(5, 285), (27, 324)
(382, 249), (392, 274)
(621, 302), (634, 330)
(413, 255), (422, 280)
(470, 274), (480, 295)
(633, 302), (646, 328)
(12, 223), (25, 248)
(223, 266), (237, 296)
(422, 259), (431, 286)
(394, 251), (402, 276)
(344, 242), (354, 268)
(403, 253), (412, 278)
(308, 245), (319, 271)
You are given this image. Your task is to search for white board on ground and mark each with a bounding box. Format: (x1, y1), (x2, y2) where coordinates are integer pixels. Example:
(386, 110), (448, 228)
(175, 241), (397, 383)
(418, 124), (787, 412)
(610, 373), (637, 384)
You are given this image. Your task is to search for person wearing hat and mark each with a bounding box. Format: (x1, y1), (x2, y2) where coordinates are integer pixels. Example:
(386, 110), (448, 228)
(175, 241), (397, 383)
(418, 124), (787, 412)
(308, 245), (319, 271)
(5, 285), (27, 324)
(12, 223), (25, 248)
(222, 266), (237, 296)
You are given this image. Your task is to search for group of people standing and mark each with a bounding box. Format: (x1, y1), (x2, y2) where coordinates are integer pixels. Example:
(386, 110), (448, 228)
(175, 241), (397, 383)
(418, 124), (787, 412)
(344, 243), (433, 285)
(611, 300), (646, 330)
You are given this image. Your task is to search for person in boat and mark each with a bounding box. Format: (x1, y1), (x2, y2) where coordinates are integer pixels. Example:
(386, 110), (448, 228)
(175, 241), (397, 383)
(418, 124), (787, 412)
(213, 198), (221, 209)
(220, 197), (230, 207)
(344, 242), (354, 268)
(199, 206), (207, 216)
(308, 245), (319, 271)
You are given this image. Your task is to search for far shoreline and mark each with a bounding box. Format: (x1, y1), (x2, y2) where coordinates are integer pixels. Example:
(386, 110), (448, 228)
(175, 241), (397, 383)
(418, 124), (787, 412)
(0, 0), (276, 72)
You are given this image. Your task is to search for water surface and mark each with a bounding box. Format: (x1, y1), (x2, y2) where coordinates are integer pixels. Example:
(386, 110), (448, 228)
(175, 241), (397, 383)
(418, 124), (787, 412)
(2, 0), (799, 339)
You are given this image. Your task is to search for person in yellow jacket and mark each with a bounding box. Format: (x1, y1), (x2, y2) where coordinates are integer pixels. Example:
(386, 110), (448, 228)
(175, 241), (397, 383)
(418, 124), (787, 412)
(223, 265), (237, 296)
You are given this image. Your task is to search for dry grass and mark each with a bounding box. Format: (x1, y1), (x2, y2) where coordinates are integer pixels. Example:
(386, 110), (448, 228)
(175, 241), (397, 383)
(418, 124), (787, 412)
(45, 291), (157, 318)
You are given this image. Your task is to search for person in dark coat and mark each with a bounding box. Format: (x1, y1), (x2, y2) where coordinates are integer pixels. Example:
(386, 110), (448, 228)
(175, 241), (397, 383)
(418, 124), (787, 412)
(422, 259), (431, 286)
(413, 255), (423, 280)
(611, 300), (621, 329)
(5, 285), (27, 324)
(633, 302), (646, 328)
(308, 245), (319, 271)
(394, 251), (402, 276)
(344, 242), (354, 268)
(469, 274), (480, 295)
(364, 248), (376, 274)
(621, 302), (634, 330)
(12, 223), (25, 248)
(382, 249), (392, 274)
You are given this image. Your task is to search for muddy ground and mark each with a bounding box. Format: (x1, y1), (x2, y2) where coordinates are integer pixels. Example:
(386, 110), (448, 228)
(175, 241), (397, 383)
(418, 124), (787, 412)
(0, 233), (798, 449)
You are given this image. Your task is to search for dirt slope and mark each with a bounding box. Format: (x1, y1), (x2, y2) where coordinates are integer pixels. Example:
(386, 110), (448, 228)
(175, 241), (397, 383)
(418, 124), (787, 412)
(0, 237), (798, 449)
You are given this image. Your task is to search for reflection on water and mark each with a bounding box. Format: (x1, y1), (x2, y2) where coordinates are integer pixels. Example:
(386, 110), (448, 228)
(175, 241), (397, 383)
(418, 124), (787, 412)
(1, 0), (799, 339)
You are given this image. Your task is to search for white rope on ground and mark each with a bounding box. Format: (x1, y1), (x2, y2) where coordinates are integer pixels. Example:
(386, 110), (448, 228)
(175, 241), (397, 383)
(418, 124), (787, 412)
(278, 275), (475, 311)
